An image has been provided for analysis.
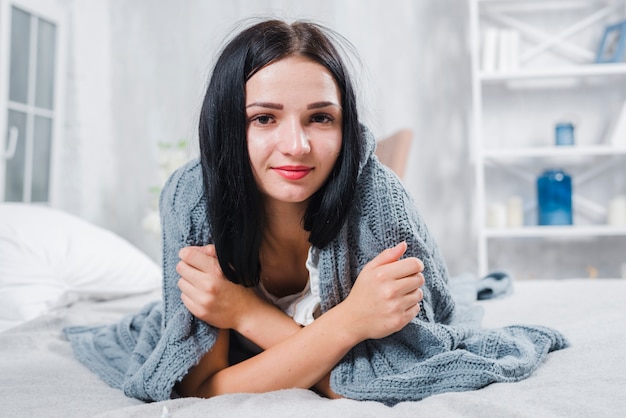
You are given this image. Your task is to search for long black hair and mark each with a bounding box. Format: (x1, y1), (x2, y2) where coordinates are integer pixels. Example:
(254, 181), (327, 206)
(199, 19), (362, 287)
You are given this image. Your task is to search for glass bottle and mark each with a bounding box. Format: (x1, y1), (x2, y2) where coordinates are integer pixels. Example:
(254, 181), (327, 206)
(537, 169), (573, 225)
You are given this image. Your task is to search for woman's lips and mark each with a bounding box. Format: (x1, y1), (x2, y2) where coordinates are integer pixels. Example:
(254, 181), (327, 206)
(273, 166), (313, 180)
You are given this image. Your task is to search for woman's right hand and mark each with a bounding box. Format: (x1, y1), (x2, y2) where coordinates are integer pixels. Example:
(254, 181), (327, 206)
(177, 245), (266, 331)
(338, 241), (425, 342)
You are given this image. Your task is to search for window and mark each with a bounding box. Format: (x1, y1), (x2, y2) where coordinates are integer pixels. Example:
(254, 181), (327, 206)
(0, 0), (64, 203)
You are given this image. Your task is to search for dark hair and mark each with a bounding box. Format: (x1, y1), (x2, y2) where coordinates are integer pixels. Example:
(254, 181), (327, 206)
(199, 19), (362, 287)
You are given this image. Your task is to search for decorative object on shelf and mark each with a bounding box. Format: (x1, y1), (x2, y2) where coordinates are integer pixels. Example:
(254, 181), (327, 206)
(595, 20), (626, 63)
(481, 27), (499, 72)
(498, 29), (521, 72)
(555, 122), (575, 146)
(481, 27), (520, 72)
(537, 169), (573, 226)
(486, 202), (507, 228)
(470, 0), (626, 278)
(486, 196), (524, 228)
(608, 101), (626, 148)
(506, 196), (524, 228)
(608, 195), (626, 226)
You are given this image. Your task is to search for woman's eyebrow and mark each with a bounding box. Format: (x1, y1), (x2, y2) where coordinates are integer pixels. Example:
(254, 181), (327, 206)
(246, 102), (283, 109)
(245, 101), (339, 110)
(307, 101), (339, 110)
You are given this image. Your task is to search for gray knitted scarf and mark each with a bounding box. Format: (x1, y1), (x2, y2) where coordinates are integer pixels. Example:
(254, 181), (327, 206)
(65, 128), (568, 405)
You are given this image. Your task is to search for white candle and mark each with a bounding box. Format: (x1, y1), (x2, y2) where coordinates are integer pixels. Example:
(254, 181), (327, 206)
(607, 196), (626, 226)
(487, 203), (507, 228)
(506, 196), (524, 228)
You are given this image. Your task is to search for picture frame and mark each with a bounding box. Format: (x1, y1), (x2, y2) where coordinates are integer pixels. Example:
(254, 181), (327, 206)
(596, 20), (626, 63)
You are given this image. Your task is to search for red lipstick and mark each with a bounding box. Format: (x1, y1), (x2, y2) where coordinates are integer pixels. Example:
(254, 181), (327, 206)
(273, 165), (313, 180)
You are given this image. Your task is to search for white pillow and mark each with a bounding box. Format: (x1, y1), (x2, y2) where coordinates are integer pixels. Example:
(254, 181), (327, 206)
(0, 203), (161, 331)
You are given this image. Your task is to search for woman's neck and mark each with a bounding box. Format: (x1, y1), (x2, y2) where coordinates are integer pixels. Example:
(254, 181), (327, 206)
(258, 199), (311, 297)
(262, 200), (309, 253)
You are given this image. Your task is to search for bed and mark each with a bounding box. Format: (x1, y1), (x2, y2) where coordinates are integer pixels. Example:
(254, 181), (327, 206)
(1, 204), (625, 417)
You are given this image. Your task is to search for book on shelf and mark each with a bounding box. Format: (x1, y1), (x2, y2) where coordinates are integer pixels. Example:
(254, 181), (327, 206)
(482, 27), (499, 72)
(481, 27), (520, 73)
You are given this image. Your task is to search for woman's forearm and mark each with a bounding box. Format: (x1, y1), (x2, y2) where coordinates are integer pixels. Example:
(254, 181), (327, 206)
(179, 242), (424, 398)
(178, 245), (313, 349)
(233, 295), (304, 350)
(196, 303), (357, 397)
(210, 242), (424, 397)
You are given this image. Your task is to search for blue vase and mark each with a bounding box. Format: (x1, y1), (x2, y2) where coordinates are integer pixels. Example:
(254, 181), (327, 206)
(537, 169), (573, 225)
(555, 122), (575, 146)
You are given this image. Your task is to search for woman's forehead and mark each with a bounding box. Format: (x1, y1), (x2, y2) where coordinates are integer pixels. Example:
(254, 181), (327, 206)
(245, 56), (340, 105)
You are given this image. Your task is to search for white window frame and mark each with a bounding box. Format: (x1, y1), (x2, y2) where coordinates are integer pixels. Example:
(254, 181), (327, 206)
(0, 0), (66, 204)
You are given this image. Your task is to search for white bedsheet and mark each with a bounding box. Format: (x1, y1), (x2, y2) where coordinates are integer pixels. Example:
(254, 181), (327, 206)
(1, 279), (624, 418)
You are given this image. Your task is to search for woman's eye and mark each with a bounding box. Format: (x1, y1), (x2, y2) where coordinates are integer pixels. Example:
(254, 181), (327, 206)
(311, 114), (333, 124)
(250, 115), (274, 125)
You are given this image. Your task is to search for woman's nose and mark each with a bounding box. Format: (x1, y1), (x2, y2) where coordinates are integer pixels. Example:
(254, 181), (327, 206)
(280, 119), (311, 155)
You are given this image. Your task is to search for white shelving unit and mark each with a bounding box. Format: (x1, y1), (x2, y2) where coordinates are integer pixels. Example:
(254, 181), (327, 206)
(469, 0), (626, 278)
(481, 63), (626, 80)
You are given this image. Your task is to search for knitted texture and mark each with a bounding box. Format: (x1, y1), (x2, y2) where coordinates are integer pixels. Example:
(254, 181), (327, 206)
(64, 127), (568, 404)
(65, 158), (217, 401)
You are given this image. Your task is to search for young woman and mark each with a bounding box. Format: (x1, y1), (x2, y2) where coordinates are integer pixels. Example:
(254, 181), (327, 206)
(65, 19), (567, 405)
(174, 41), (424, 399)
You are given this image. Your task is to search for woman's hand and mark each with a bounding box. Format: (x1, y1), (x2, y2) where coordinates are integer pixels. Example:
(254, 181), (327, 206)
(177, 245), (263, 330)
(338, 241), (425, 342)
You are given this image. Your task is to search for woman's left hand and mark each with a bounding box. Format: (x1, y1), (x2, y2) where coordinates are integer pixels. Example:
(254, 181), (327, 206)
(176, 245), (261, 330)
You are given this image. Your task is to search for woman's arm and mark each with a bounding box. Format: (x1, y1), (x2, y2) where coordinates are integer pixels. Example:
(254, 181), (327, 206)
(176, 245), (303, 349)
(176, 242), (424, 397)
(177, 245), (339, 397)
(181, 301), (360, 397)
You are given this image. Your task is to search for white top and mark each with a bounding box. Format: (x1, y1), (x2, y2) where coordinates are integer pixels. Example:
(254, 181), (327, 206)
(234, 247), (322, 355)
(257, 246), (321, 326)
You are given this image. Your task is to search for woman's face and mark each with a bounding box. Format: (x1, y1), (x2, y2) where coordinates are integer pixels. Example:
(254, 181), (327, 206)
(245, 55), (343, 209)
